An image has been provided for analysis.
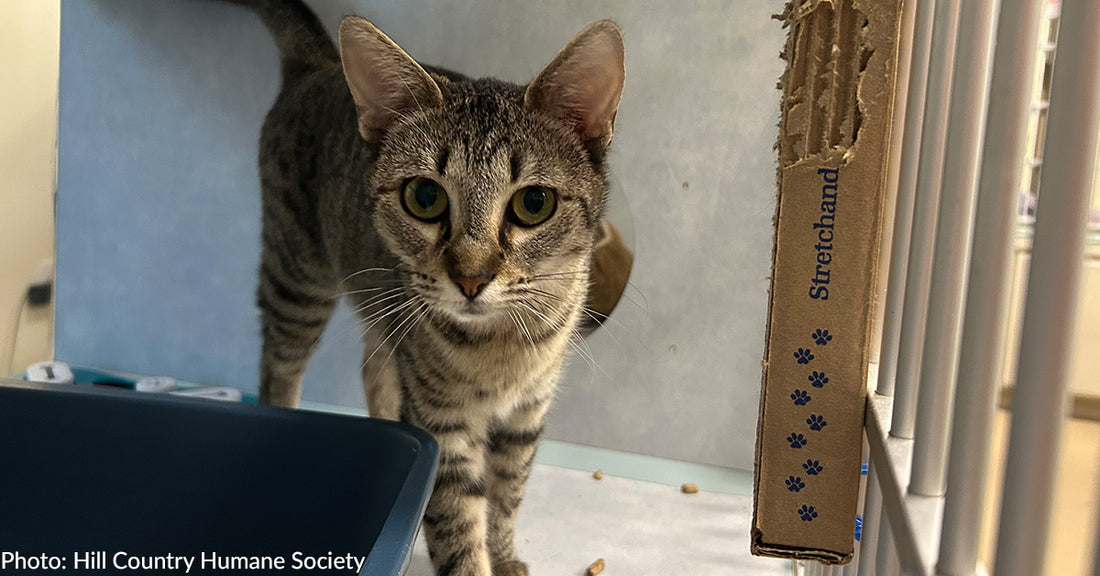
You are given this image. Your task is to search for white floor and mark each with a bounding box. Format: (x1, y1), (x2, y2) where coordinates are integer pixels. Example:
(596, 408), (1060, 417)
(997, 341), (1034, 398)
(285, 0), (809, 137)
(405, 463), (792, 576)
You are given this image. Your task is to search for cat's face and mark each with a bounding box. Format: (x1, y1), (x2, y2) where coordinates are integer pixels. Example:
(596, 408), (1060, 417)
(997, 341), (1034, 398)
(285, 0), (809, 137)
(340, 19), (625, 334)
(369, 83), (606, 329)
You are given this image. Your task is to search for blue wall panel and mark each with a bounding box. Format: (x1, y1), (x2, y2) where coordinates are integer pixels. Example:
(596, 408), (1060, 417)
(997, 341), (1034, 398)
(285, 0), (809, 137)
(56, 0), (786, 468)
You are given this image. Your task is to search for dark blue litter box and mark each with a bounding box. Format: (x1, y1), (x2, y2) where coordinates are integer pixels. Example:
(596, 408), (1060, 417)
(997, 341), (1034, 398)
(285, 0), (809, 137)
(0, 379), (438, 575)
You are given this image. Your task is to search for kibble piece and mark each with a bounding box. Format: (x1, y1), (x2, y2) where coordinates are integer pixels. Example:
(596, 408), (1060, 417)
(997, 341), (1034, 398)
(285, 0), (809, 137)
(593, 470), (604, 480)
(585, 558), (605, 576)
(681, 482), (699, 494)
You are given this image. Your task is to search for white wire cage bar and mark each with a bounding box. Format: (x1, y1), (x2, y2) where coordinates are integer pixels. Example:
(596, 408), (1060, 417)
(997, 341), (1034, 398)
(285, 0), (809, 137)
(936, 0), (1048, 571)
(907, 0), (1000, 499)
(991, 0), (1099, 572)
(888, 0), (961, 441)
(875, 0), (933, 401)
(859, 459), (883, 575)
(799, 0), (1099, 575)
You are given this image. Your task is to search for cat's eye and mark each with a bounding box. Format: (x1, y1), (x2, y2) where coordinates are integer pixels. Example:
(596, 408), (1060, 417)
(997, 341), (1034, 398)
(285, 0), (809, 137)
(509, 186), (557, 227)
(402, 177), (449, 222)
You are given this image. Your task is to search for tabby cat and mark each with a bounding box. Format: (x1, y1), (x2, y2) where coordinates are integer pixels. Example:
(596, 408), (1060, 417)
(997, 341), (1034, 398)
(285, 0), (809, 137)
(232, 1), (625, 575)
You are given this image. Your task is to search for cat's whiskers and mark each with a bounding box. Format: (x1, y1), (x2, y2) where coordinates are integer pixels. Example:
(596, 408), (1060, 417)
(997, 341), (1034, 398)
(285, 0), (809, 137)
(356, 296), (422, 343)
(361, 296), (425, 369)
(364, 298), (430, 390)
(333, 284), (405, 300)
(300, 286), (411, 353)
(569, 328), (606, 381)
(381, 301), (430, 372)
(351, 287), (408, 315)
(578, 307), (630, 363)
(531, 272), (648, 317)
(525, 270), (588, 281)
(505, 292), (606, 378)
(511, 305), (537, 351)
(621, 281), (650, 315)
(504, 310), (525, 349)
(339, 263), (408, 286)
(523, 288), (634, 364)
(527, 272), (651, 317)
(356, 296), (413, 328)
(526, 286), (629, 332)
(512, 302), (549, 348)
(520, 300), (605, 379)
(513, 300), (561, 332)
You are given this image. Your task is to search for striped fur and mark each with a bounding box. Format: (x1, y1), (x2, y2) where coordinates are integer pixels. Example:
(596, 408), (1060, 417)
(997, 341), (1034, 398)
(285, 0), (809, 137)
(237, 2), (624, 574)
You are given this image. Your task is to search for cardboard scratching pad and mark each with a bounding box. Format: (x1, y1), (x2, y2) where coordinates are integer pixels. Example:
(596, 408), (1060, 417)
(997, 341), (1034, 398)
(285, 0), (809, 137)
(753, 0), (903, 564)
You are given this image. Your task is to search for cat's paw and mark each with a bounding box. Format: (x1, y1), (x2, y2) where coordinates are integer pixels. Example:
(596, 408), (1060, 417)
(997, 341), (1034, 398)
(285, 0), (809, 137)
(492, 560), (529, 576)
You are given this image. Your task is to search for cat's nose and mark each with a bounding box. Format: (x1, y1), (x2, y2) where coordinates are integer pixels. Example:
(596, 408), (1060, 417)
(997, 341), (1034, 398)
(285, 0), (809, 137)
(451, 273), (494, 300)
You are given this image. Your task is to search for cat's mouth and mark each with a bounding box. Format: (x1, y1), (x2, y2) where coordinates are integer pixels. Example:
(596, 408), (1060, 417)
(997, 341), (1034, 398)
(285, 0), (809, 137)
(458, 299), (488, 316)
(413, 278), (522, 328)
(435, 295), (513, 329)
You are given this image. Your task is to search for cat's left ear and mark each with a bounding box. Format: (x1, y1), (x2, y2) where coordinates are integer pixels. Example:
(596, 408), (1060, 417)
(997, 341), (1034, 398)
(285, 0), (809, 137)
(339, 17), (443, 141)
(525, 21), (625, 149)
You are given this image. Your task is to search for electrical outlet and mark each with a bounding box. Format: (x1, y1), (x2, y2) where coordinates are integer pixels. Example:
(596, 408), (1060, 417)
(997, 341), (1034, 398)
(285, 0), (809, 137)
(26, 258), (53, 307)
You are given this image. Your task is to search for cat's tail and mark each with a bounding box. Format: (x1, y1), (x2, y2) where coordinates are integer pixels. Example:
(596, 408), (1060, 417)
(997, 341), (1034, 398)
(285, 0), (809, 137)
(228, 0), (339, 79)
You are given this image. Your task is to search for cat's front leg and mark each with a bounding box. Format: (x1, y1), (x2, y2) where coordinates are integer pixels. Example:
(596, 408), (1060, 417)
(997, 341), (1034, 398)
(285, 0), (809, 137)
(257, 248), (335, 407)
(485, 395), (552, 576)
(404, 397), (493, 576)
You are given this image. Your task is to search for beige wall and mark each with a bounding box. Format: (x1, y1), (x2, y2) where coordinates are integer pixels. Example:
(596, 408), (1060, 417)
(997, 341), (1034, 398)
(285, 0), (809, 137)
(0, 0), (60, 375)
(1004, 241), (1100, 399)
(1073, 247), (1100, 397)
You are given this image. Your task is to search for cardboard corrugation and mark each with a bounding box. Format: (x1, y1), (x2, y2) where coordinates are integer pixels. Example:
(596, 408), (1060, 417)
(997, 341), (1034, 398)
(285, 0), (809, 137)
(752, 0), (903, 564)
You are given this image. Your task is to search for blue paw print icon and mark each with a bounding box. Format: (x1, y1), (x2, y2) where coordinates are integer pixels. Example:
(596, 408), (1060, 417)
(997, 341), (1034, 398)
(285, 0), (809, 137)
(803, 459), (823, 475)
(813, 329), (833, 345)
(785, 476), (805, 492)
(808, 371), (828, 388)
(807, 414), (827, 431)
(794, 348), (814, 364)
(787, 433), (807, 448)
(791, 389), (811, 406)
(798, 505), (818, 521)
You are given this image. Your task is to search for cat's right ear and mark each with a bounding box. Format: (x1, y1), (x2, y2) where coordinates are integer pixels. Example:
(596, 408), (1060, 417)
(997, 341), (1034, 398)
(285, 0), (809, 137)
(339, 17), (443, 141)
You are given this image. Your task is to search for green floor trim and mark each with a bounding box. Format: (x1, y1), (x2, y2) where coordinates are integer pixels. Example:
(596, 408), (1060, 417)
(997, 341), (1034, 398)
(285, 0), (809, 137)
(297, 402), (757, 497)
(298, 400), (370, 418)
(534, 439), (754, 496)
